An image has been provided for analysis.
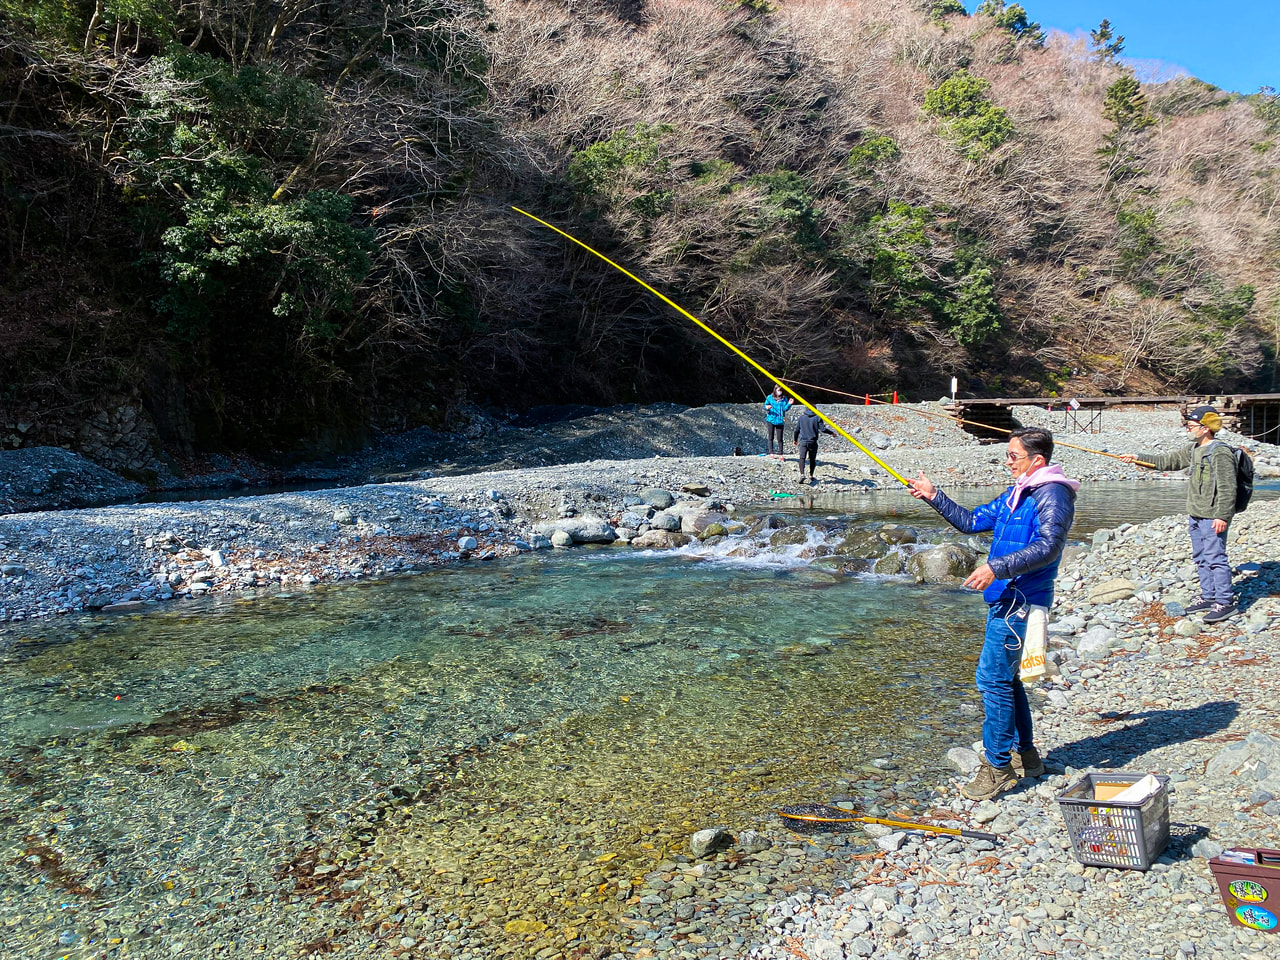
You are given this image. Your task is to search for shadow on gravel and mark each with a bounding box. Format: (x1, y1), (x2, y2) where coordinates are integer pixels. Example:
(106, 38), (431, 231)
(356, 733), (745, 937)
(1235, 560), (1280, 614)
(1050, 699), (1239, 771)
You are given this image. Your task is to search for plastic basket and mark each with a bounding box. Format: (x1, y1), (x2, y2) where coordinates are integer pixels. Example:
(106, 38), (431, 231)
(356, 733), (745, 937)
(1056, 772), (1171, 871)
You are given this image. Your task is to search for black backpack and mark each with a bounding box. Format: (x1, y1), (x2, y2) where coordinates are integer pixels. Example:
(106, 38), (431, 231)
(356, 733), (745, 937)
(1213, 441), (1255, 513)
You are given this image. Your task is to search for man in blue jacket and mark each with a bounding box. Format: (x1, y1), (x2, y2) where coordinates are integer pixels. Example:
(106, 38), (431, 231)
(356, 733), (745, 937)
(908, 427), (1079, 801)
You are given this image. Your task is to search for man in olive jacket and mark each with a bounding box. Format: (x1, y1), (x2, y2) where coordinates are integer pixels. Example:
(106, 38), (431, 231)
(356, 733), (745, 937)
(1122, 405), (1237, 623)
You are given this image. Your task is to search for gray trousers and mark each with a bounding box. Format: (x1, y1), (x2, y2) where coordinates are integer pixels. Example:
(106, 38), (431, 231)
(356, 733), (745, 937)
(1188, 516), (1232, 604)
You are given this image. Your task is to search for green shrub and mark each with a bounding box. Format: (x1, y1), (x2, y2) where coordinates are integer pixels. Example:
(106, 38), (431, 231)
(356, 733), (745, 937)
(862, 201), (941, 319)
(750, 170), (824, 252)
(925, 0), (967, 23)
(923, 71), (1014, 158)
(568, 124), (674, 217)
(944, 259), (1002, 346)
(846, 132), (900, 179)
(157, 189), (374, 340)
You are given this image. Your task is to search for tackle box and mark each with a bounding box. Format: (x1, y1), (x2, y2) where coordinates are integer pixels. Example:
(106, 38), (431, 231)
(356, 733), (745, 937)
(1208, 847), (1280, 932)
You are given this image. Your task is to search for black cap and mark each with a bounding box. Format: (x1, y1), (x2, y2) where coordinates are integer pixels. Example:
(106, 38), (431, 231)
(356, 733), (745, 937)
(1185, 405), (1222, 431)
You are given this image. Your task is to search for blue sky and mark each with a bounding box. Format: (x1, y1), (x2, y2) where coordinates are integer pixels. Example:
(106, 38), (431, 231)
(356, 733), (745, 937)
(973, 1), (1278, 94)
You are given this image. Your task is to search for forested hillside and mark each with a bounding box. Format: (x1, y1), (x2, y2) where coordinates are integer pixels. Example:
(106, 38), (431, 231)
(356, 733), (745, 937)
(2, 0), (1278, 468)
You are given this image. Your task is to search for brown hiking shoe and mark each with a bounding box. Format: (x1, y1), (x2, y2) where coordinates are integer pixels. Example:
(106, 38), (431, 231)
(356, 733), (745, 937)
(1012, 747), (1046, 779)
(961, 761), (1017, 801)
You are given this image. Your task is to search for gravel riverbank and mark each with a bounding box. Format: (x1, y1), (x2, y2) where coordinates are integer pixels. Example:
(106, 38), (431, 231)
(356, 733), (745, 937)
(746, 497), (1280, 960)
(3, 401), (1280, 960)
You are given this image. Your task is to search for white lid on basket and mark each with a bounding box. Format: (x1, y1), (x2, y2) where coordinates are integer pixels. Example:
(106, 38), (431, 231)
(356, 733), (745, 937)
(1110, 774), (1161, 803)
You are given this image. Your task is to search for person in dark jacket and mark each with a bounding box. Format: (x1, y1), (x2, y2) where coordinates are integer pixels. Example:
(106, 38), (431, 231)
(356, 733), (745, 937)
(763, 385), (793, 457)
(908, 427), (1078, 801)
(793, 407), (837, 484)
(1121, 405), (1238, 623)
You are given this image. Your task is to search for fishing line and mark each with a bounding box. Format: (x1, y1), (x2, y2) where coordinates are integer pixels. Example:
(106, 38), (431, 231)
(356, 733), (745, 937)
(513, 207), (910, 486)
(781, 378), (1155, 468)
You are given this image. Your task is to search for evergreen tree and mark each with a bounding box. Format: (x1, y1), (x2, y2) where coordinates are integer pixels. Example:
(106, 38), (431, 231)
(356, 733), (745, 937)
(975, 0), (1046, 47)
(1099, 73), (1155, 187)
(1090, 19), (1125, 62)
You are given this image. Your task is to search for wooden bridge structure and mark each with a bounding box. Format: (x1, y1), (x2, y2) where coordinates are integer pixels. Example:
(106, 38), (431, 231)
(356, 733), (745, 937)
(943, 394), (1280, 443)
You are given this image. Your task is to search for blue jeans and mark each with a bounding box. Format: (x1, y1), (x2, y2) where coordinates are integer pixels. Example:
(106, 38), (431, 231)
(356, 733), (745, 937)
(976, 599), (1034, 768)
(1188, 517), (1232, 604)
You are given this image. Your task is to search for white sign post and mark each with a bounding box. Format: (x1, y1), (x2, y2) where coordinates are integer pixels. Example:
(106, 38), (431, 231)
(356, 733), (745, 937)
(950, 377), (958, 401)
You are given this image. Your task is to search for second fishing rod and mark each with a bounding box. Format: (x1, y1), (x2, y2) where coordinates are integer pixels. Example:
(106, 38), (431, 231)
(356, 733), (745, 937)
(781, 378), (1157, 469)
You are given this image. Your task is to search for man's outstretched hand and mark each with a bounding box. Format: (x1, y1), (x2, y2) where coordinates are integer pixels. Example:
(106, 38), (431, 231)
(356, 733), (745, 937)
(907, 471), (936, 501)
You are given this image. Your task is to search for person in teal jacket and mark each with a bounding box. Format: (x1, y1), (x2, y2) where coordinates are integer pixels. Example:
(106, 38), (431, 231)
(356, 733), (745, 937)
(763, 385), (792, 457)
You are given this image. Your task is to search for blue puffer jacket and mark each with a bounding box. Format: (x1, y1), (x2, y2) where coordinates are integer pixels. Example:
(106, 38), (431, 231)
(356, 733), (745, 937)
(926, 482), (1077, 605)
(764, 394), (792, 425)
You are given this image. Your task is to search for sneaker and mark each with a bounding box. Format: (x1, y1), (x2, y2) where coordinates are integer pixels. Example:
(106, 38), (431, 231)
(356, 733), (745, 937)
(961, 760), (1017, 801)
(1202, 602), (1238, 624)
(797, 475), (806, 485)
(1011, 747), (1046, 779)
(1183, 597), (1214, 614)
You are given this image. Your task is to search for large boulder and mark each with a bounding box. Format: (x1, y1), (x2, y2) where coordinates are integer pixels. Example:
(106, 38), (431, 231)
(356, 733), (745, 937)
(833, 529), (888, 559)
(1206, 732), (1280, 789)
(1089, 578), (1137, 604)
(873, 553), (904, 575)
(648, 512), (681, 532)
(630, 529), (691, 549)
(640, 488), (674, 509)
(906, 544), (977, 582)
(1076, 625), (1116, 660)
(770, 526), (810, 548)
(534, 515), (617, 543)
(877, 524), (919, 545)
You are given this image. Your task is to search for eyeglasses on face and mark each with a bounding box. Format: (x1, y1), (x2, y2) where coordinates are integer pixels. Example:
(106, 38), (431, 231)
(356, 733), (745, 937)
(1005, 452), (1030, 463)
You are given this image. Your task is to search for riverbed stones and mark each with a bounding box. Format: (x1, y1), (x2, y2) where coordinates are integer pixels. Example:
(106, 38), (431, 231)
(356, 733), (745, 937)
(906, 543), (975, 581)
(630, 529), (689, 549)
(689, 827), (731, 857)
(534, 515), (616, 543)
(641, 488), (675, 509)
(4, 402), (1280, 960)
(1089, 577), (1137, 603)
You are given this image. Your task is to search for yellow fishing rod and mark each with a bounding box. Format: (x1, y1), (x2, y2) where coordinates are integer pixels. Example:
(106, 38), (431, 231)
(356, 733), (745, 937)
(512, 207), (910, 486)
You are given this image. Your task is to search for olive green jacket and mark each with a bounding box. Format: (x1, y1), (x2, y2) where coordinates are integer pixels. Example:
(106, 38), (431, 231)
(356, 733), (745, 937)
(1139, 441), (1237, 522)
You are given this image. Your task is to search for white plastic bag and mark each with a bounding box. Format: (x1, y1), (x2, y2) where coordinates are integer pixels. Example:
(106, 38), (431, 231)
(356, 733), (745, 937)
(1019, 604), (1051, 680)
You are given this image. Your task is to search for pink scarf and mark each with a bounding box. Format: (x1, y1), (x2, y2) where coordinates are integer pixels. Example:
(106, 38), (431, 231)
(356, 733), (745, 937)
(1008, 463), (1080, 510)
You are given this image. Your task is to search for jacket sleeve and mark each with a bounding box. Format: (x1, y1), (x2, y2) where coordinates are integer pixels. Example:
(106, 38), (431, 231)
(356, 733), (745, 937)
(987, 484), (1076, 581)
(1141, 444), (1193, 472)
(1209, 443), (1238, 522)
(822, 423), (837, 437)
(925, 488), (1000, 535)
